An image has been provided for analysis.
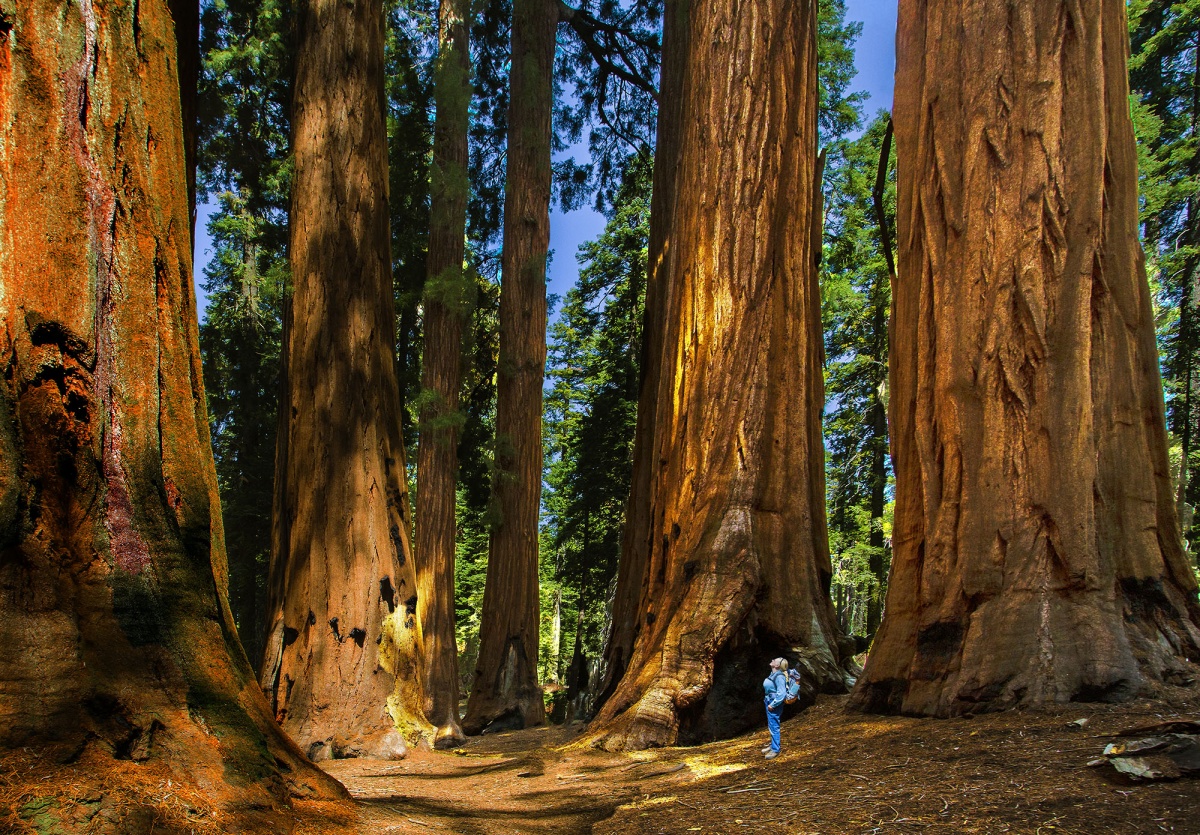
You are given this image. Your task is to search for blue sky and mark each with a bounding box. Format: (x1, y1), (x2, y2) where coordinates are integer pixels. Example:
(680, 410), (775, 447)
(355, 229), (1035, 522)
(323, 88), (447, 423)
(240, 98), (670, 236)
(193, 0), (897, 319)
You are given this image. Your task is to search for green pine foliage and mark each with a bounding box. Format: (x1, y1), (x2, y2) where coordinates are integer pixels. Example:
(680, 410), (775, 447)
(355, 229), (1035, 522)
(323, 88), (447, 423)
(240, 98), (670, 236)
(540, 156), (651, 682)
(817, 0), (867, 145)
(821, 114), (896, 640)
(388, 0), (436, 445)
(199, 195), (287, 669)
(197, 0), (293, 666)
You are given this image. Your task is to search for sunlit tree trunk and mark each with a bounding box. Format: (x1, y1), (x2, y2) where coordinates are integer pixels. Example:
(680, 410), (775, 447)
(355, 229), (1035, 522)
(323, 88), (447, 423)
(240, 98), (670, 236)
(259, 0), (430, 759)
(416, 0), (472, 749)
(461, 0), (556, 735)
(0, 0), (343, 818)
(851, 0), (1200, 717)
(596, 0), (687, 711)
(588, 0), (845, 752)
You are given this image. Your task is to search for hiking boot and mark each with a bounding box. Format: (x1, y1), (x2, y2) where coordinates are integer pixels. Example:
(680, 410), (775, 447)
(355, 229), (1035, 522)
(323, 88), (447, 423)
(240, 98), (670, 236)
(764, 750), (779, 760)
(761, 746), (772, 754)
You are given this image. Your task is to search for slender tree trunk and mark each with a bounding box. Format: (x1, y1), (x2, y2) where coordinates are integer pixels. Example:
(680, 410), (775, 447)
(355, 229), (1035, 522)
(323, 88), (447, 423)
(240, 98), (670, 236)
(259, 0), (430, 759)
(550, 584), (563, 683)
(1180, 235), (1195, 525)
(416, 0), (472, 750)
(851, 0), (1200, 717)
(587, 0), (844, 753)
(1181, 40), (1200, 533)
(0, 0), (343, 819)
(866, 369), (888, 636)
(597, 0), (688, 710)
(461, 0), (556, 735)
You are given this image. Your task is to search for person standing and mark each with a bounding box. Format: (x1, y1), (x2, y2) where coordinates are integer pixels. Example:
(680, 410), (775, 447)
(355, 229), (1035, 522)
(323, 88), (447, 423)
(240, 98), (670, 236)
(762, 658), (788, 759)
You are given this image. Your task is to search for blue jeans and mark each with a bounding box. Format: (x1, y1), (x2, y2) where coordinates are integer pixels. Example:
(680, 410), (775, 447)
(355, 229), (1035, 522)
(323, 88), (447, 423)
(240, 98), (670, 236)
(764, 696), (781, 753)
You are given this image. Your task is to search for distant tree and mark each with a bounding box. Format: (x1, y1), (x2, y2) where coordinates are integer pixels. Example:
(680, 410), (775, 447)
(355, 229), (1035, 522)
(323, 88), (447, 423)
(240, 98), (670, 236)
(417, 0), (474, 748)
(463, 0), (558, 735)
(387, 0), (435, 442)
(822, 113), (895, 639)
(197, 0), (294, 669)
(1129, 0), (1200, 540)
(199, 195), (287, 667)
(851, 0), (1200, 717)
(542, 157), (652, 681)
(0, 0), (342, 818)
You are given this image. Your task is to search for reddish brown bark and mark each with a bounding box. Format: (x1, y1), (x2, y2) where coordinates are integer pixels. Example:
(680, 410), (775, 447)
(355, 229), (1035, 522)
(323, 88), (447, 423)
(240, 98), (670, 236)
(850, 0), (1200, 717)
(416, 0), (472, 749)
(259, 0), (430, 758)
(0, 0), (343, 822)
(587, 0), (845, 752)
(596, 0), (687, 710)
(461, 0), (556, 735)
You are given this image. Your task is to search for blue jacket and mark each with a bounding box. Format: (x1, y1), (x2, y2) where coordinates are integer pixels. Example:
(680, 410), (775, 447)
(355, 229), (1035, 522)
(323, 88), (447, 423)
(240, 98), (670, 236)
(763, 669), (787, 711)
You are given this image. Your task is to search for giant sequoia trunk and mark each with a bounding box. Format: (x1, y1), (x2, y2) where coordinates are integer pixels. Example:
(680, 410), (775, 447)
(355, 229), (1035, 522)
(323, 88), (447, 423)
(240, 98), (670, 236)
(0, 0), (343, 821)
(596, 0), (687, 710)
(416, 0), (472, 749)
(461, 0), (556, 735)
(260, 0), (430, 758)
(587, 0), (845, 752)
(850, 0), (1200, 717)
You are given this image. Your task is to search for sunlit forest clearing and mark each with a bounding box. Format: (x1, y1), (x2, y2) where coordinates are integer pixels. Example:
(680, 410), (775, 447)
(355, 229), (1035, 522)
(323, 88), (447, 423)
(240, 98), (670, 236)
(1, 0), (1199, 832)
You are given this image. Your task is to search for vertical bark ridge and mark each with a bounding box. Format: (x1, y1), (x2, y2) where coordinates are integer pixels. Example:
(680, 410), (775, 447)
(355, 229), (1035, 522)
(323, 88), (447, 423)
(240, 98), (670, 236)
(416, 0), (472, 749)
(597, 0), (688, 710)
(461, 0), (557, 735)
(0, 0), (343, 819)
(260, 0), (430, 758)
(850, 0), (1200, 718)
(586, 0), (845, 753)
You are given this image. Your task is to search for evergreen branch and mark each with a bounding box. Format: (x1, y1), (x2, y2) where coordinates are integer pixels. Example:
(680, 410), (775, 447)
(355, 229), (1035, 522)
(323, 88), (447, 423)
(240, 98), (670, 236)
(558, 0), (659, 100)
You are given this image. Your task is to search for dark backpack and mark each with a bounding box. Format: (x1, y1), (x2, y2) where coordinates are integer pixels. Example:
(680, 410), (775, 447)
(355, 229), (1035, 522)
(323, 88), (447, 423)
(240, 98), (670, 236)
(783, 669), (803, 704)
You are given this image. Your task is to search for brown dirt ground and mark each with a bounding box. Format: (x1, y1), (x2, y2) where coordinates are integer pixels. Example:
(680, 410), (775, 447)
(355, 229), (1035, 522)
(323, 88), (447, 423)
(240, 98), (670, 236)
(5, 682), (1200, 834)
(332, 680), (1200, 835)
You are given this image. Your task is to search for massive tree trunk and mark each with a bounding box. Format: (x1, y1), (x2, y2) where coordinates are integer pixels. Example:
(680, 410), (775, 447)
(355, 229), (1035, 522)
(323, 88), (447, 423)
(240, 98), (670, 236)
(0, 0), (343, 822)
(461, 0), (556, 735)
(416, 0), (472, 750)
(259, 0), (430, 759)
(587, 0), (845, 753)
(850, 0), (1200, 717)
(596, 0), (687, 711)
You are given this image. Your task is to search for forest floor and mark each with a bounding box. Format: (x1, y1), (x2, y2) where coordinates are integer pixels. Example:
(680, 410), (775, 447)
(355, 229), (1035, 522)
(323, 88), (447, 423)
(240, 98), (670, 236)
(5, 682), (1199, 834)
(321, 679), (1200, 835)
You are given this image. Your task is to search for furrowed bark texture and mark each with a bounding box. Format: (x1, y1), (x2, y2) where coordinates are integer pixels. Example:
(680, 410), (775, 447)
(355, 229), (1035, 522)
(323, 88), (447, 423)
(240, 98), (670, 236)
(416, 0), (471, 749)
(461, 0), (555, 735)
(850, 0), (1200, 717)
(597, 0), (687, 710)
(0, 0), (344, 821)
(587, 0), (845, 753)
(260, 0), (430, 758)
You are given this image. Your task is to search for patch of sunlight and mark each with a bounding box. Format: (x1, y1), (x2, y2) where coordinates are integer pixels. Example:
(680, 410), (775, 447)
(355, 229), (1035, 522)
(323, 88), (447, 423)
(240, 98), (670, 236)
(682, 753), (748, 780)
(844, 717), (916, 739)
(625, 794), (679, 809)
